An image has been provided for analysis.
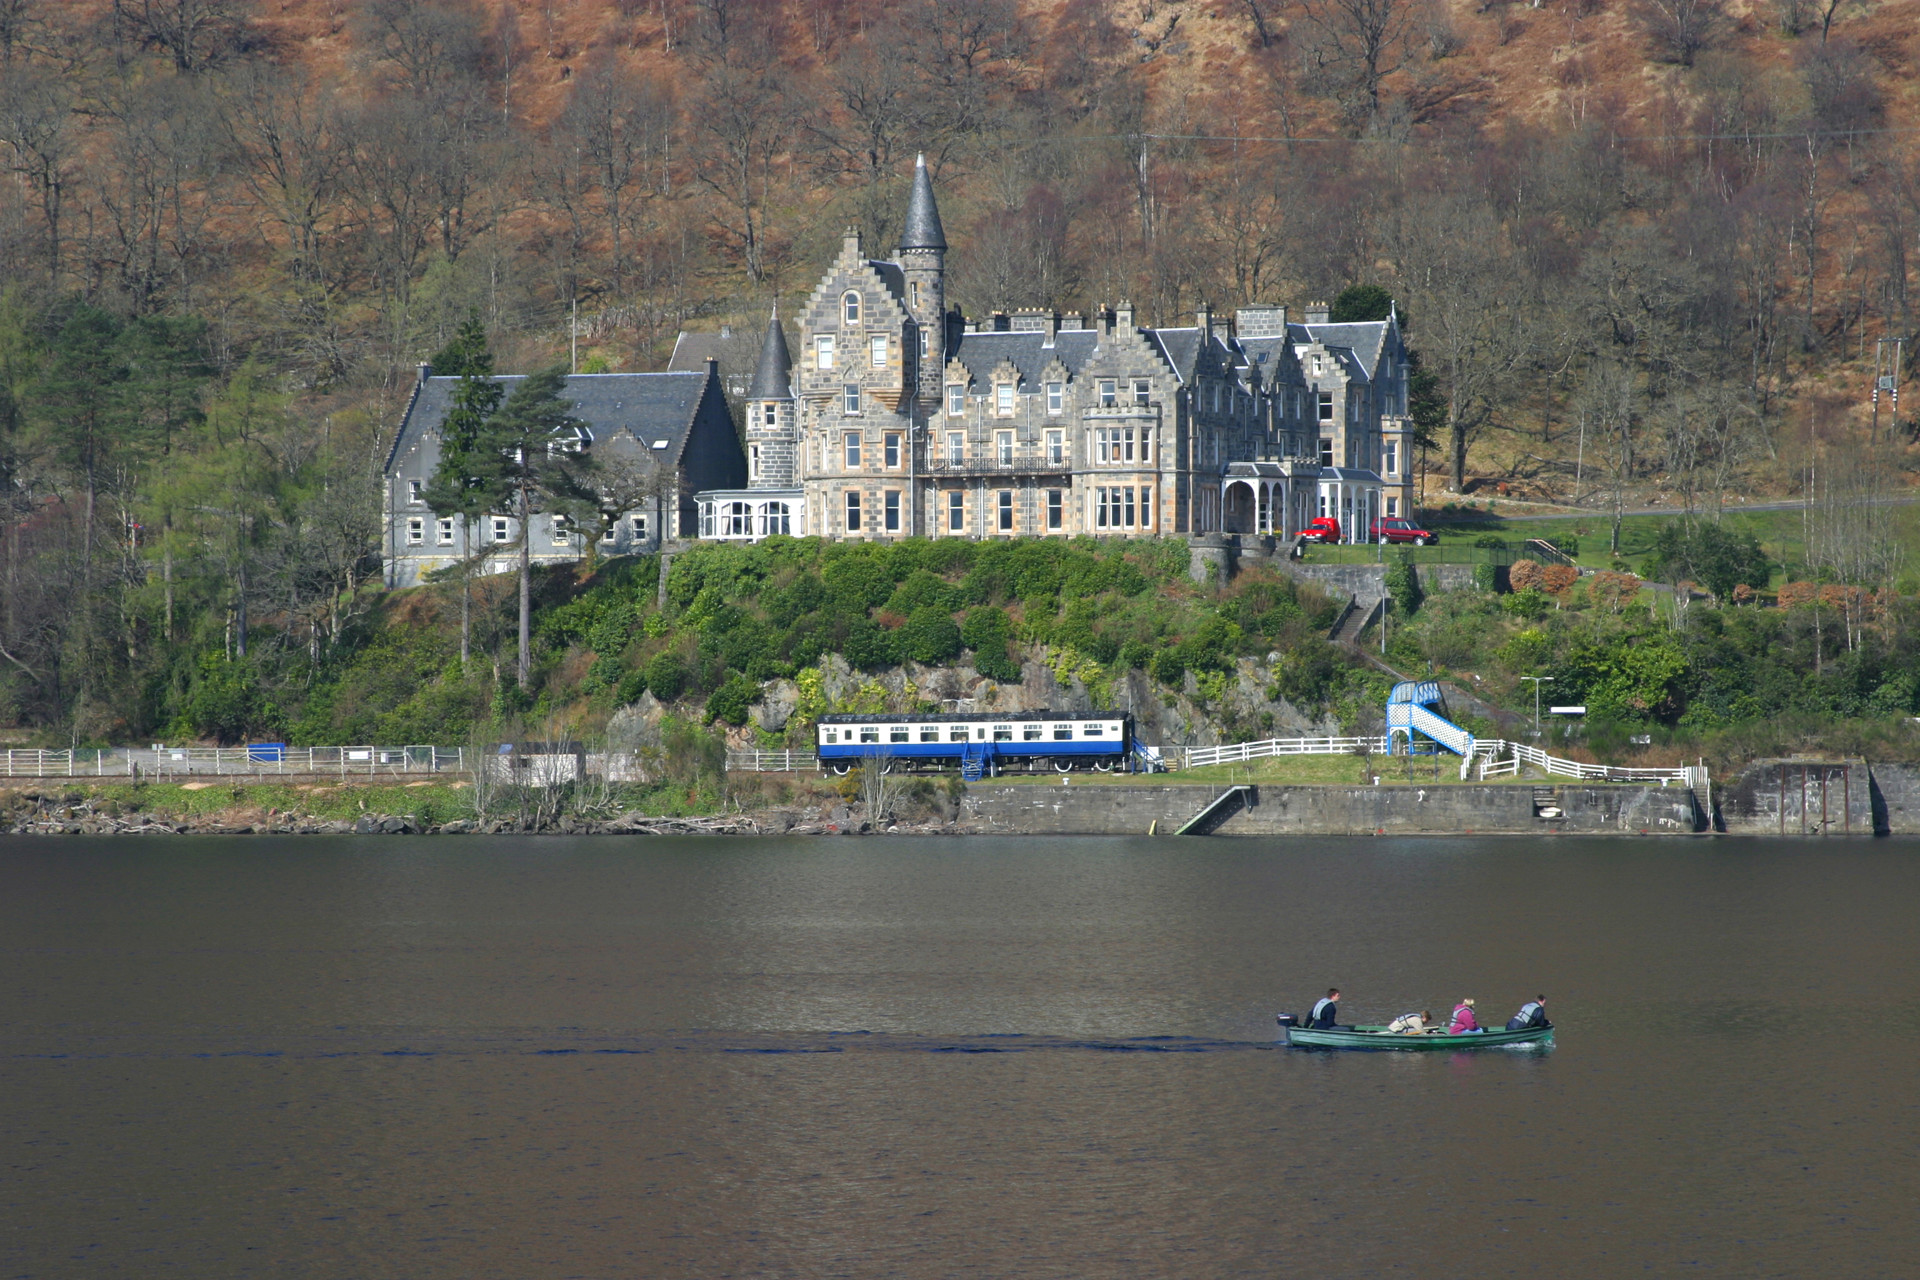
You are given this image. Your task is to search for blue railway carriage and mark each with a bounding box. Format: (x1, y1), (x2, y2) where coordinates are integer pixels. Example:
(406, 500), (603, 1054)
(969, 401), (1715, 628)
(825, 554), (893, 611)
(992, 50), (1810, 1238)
(816, 712), (1136, 777)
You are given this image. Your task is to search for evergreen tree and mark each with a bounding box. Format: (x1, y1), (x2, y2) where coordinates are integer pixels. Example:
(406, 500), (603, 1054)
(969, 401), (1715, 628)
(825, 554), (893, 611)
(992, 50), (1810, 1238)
(466, 363), (587, 684)
(422, 313), (502, 668)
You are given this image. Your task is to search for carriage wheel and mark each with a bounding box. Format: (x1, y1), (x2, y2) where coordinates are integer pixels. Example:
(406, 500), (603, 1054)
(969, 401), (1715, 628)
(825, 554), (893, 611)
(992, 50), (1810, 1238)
(1053, 759), (1075, 773)
(1093, 760), (1114, 772)
(829, 764), (852, 777)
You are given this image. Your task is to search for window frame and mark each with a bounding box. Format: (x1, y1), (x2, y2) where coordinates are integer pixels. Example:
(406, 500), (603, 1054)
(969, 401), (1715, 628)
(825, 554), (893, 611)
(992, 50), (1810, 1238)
(842, 291), (861, 324)
(1133, 378), (1151, 406)
(844, 432), (862, 468)
(1098, 378), (1118, 407)
(405, 516), (425, 545)
(844, 490), (862, 531)
(869, 333), (888, 369)
(1047, 488), (1063, 530)
(995, 382), (1015, 416)
(945, 431), (965, 466)
(816, 333), (836, 369)
(997, 489), (1014, 532)
(844, 384), (862, 415)
(492, 516), (511, 543)
(1045, 381), (1064, 414)
(884, 489), (901, 532)
(1045, 429), (1064, 467)
(996, 430), (1014, 467)
(947, 490), (965, 532)
(437, 517), (455, 545)
(946, 383), (966, 415)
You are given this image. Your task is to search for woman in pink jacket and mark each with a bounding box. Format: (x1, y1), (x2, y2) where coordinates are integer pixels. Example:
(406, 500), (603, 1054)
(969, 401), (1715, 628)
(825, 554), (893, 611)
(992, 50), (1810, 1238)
(1448, 998), (1483, 1034)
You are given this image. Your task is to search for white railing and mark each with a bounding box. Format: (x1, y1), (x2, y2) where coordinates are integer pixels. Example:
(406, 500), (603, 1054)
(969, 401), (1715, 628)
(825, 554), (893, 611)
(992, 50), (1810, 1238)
(1175, 734), (1701, 788)
(726, 750), (820, 772)
(1181, 736), (1391, 769)
(0, 746), (465, 779)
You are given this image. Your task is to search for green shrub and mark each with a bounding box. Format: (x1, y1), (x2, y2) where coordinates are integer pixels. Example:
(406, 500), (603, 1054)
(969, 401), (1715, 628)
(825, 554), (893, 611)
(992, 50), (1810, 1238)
(1473, 563), (1500, 592)
(843, 617), (899, 670)
(706, 673), (761, 725)
(1385, 559), (1423, 617)
(643, 651), (687, 702)
(1502, 588), (1552, 621)
(900, 606), (962, 663)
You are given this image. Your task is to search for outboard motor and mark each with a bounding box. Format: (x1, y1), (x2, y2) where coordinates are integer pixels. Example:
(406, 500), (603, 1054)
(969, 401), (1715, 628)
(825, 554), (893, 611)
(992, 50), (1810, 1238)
(1275, 1012), (1299, 1029)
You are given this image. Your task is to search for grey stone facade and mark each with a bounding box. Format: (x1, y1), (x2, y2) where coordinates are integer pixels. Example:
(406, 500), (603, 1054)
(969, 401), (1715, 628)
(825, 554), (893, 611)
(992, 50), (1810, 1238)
(705, 155), (1416, 545)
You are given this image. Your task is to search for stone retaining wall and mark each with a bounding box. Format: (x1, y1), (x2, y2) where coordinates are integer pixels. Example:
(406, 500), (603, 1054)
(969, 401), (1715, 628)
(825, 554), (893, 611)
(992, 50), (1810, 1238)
(963, 781), (1704, 836)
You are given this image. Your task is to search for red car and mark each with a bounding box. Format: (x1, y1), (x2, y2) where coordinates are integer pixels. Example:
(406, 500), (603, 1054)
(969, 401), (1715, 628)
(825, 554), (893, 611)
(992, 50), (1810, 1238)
(1298, 516), (1342, 543)
(1369, 517), (1438, 545)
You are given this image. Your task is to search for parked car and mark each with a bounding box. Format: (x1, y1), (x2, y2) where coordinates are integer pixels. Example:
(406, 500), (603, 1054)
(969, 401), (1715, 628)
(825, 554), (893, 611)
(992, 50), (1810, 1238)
(1369, 517), (1439, 545)
(1298, 516), (1342, 543)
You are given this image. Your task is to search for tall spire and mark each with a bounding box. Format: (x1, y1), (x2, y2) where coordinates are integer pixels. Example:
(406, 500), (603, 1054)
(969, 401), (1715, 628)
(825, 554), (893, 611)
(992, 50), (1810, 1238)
(899, 153), (947, 252)
(748, 308), (792, 401)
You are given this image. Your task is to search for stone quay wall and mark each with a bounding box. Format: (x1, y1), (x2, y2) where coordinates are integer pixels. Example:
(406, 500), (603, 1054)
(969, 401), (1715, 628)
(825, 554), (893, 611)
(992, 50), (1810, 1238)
(962, 782), (1704, 837)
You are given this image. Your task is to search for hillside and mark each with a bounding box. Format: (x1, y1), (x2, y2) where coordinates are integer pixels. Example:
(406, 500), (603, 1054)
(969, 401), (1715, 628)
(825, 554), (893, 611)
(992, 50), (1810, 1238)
(0, 0), (1917, 749)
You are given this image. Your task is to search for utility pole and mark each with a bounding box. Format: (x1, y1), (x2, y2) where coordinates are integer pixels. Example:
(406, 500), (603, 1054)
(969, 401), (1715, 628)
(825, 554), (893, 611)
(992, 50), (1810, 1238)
(1523, 675), (1555, 738)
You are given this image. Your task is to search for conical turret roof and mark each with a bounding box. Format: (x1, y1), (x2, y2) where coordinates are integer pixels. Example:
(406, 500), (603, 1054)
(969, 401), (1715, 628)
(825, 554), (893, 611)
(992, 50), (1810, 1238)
(749, 310), (792, 401)
(899, 153), (947, 251)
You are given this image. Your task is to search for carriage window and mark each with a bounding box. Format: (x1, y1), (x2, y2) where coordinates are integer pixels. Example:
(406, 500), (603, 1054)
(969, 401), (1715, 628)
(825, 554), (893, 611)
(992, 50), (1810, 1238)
(950, 727), (969, 742)
(860, 726), (880, 743)
(1082, 723), (1106, 737)
(823, 729), (838, 743)
(1024, 724), (1044, 740)
(1053, 726), (1074, 740)
(890, 726), (910, 743)
(993, 725), (1013, 741)
(920, 726), (940, 742)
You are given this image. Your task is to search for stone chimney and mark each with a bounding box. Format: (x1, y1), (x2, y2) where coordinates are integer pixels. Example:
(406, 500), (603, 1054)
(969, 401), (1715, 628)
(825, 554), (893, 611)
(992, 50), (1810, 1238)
(1060, 311), (1085, 332)
(1195, 302), (1212, 334)
(1305, 300), (1331, 324)
(990, 311), (1011, 332)
(417, 361), (432, 384)
(1010, 309), (1051, 333)
(1235, 304), (1288, 339)
(1115, 300), (1135, 330)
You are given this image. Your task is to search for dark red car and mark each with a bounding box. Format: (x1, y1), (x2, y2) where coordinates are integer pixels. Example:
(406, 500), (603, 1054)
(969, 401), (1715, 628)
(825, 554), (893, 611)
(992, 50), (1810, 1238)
(1369, 517), (1438, 545)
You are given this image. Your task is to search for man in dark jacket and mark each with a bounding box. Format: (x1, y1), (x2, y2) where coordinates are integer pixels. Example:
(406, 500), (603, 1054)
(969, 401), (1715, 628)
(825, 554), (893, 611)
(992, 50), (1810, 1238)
(1507, 996), (1551, 1030)
(1309, 988), (1342, 1029)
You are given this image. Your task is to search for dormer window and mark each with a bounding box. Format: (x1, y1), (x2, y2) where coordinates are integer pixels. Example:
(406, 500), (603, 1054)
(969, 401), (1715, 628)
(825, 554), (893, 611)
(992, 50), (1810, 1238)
(946, 383), (966, 415)
(843, 291), (861, 324)
(407, 478), (423, 504)
(995, 383), (1015, 416)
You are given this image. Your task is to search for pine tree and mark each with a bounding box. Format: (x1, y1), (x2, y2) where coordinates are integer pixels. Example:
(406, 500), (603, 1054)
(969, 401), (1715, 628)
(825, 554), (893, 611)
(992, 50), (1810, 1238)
(421, 313), (502, 668)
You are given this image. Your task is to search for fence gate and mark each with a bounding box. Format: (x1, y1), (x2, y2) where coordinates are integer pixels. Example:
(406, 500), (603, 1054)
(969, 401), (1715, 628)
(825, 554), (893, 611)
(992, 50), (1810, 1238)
(1778, 762), (1851, 835)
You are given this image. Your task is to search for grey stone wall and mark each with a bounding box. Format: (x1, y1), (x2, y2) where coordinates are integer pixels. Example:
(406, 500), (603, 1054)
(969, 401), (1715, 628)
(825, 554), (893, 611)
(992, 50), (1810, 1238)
(1866, 763), (1920, 835)
(963, 781), (1703, 836)
(1718, 758), (1877, 835)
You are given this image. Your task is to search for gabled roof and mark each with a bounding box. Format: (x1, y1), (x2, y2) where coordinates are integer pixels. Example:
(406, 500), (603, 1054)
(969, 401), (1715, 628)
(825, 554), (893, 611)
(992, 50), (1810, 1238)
(1290, 320), (1392, 377)
(1146, 327), (1203, 383)
(386, 371), (714, 476)
(948, 329), (1102, 391)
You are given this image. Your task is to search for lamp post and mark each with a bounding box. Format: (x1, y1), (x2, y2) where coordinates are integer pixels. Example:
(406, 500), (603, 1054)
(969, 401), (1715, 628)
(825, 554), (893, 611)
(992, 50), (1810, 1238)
(1523, 675), (1555, 738)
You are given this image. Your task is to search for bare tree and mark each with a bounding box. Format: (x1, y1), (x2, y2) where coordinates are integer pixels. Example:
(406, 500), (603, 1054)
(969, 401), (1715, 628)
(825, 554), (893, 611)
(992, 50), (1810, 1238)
(1633, 0), (1724, 67)
(114, 0), (254, 74)
(1292, 0), (1419, 121)
(558, 58), (673, 297)
(0, 63), (74, 281)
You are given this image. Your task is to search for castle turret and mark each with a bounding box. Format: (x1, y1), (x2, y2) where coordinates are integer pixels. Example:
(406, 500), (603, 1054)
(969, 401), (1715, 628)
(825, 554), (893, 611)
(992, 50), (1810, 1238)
(745, 308), (795, 488)
(898, 153), (947, 403)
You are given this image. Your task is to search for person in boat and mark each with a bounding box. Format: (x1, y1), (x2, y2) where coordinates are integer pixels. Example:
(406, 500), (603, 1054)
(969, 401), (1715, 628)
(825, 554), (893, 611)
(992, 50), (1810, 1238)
(1308, 989), (1342, 1029)
(1448, 998), (1483, 1034)
(1387, 1010), (1433, 1034)
(1507, 996), (1551, 1030)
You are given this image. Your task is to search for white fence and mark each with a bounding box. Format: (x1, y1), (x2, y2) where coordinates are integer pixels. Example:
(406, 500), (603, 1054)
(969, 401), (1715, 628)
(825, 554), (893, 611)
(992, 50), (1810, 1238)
(0, 746), (465, 779)
(727, 750), (820, 772)
(1174, 735), (1700, 787)
(1181, 736), (1391, 769)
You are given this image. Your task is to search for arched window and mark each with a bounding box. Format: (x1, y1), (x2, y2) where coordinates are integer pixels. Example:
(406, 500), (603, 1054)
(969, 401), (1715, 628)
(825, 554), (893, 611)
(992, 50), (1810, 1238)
(843, 291), (860, 324)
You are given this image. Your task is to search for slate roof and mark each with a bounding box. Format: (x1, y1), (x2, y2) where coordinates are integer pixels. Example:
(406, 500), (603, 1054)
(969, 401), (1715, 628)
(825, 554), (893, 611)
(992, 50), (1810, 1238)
(948, 329), (1102, 391)
(386, 372), (712, 475)
(749, 315), (793, 400)
(900, 154), (947, 251)
(1290, 320), (1390, 377)
(866, 259), (907, 302)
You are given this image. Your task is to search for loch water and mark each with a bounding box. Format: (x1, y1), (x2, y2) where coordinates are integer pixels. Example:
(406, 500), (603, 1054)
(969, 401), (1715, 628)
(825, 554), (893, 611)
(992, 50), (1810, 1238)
(3, 835), (1917, 1278)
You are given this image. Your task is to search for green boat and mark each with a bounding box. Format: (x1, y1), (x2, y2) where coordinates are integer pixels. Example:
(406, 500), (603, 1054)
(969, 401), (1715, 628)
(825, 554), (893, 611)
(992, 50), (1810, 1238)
(1284, 1023), (1554, 1051)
